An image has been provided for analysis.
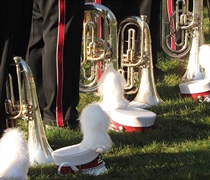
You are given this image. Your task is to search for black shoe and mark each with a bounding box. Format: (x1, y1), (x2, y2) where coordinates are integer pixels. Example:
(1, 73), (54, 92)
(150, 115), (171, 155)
(70, 122), (80, 131)
(64, 120), (80, 131)
(153, 67), (164, 82)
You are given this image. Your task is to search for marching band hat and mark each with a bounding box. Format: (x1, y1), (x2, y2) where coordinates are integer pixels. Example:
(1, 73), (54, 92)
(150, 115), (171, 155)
(108, 107), (156, 132)
(52, 103), (113, 176)
(179, 79), (210, 100)
(52, 144), (106, 176)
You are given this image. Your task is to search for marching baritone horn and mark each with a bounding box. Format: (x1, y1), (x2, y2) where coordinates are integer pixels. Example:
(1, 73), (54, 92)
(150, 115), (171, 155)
(161, 0), (204, 81)
(4, 56), (54, 166)
(118, 16), (163, 107)
(80, 3), (118, 92)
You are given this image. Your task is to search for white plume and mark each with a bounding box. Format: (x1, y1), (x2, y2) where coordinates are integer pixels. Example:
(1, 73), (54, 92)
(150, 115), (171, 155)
(199, 44), (210, 79)
(0, 128), (29, 180)
(79, 103), (113, 153)
(98, 62), (129, 111)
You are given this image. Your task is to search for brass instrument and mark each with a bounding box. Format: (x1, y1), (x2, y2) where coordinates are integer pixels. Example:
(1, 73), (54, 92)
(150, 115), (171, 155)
(161, 0), (204, 81)
(5, 56), (54, 166)
(118, 16), (163, 106)
(80, 3), (118, 92)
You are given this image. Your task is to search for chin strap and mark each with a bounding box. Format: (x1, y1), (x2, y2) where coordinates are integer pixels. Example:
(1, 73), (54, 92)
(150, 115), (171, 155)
(57, 154), (106, 176)
(57, 162), (79, 175)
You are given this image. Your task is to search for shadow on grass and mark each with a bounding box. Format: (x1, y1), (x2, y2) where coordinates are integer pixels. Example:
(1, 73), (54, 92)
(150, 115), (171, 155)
(105, 150), (210, 179)
(28, 149), (210, 179)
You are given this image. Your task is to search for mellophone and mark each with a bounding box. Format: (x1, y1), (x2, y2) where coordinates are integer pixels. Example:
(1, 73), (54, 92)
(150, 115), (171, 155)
(172, 0), (210, 100)
(1, 0), (209, 178)
(4, 56), (54, 166)
(161, 0), (210, 99)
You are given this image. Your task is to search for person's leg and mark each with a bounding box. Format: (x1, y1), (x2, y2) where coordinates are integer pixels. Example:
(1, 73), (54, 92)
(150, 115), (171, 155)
(149, 0), (161, 73)
(0, 1), (11, 135)
(14, 1), (33, 59)
(102, 0), (122, 23)
(139, 0), (152, 24)
(0, 1), (32, 136)
(26, 0), (46, 117)
(0, 41), (11, 137)
(38, 0), (59, 125)
(27, 0), (84, 128)
(62, 0), (84, 128)
(140, 0), (163, 78)
(119, 1), (139, 21)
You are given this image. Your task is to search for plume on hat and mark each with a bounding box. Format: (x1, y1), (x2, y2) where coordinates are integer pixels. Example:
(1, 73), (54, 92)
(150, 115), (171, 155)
(0, 128), (29, 180)
(199, 44), (210, 79)
(98, 62), (129, 111)
(79, 103), (113, 153)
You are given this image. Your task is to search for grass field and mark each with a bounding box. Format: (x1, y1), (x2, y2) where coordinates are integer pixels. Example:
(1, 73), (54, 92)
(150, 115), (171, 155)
(27, 7), (210, 180)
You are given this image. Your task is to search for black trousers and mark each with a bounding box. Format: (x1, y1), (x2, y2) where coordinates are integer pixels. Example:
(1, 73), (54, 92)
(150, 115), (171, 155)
(26, 0), (84, 127)
(0, 1), (33, 137)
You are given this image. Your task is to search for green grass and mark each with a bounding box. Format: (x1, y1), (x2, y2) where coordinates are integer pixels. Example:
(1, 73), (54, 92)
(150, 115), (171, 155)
(27, 8), (210, 180)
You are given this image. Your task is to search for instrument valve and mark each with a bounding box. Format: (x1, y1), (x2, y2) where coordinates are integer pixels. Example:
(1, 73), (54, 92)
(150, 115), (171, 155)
(5, 100), (21, 117)
(22, 104), (33, 121)
(140, 54), (150, 68)
(4, 99), (13, 115)
(105, 46), (112, 59)
(180, 14), (188, 25)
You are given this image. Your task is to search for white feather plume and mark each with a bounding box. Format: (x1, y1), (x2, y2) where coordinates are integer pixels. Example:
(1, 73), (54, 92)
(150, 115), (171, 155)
(79, 103), (113, 153)
(98, 62), (129, 111)
(0, 128), (29, 180)
(199, 44), (210, 79)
